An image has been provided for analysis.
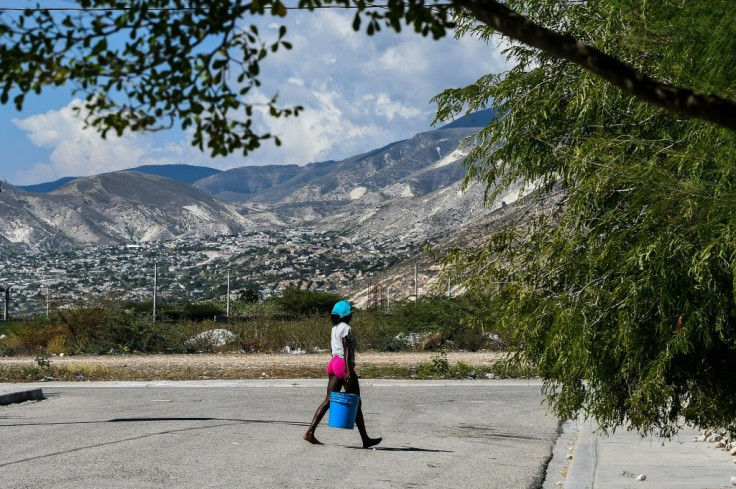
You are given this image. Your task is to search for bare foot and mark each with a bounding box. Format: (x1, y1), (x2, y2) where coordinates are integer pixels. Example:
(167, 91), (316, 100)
(303, 431), (323, 445)
(362, 437), (382, 449)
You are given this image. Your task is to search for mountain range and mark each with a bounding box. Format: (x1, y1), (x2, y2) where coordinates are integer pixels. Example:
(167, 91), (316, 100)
(1, 109), (509, 254)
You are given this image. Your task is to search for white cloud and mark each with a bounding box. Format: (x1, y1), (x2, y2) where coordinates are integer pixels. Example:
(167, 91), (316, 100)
(12, 100), (150, 180)
(366, 93), (422, 121)
(240, 9), (510, 164)
(9, 11), (511, 184)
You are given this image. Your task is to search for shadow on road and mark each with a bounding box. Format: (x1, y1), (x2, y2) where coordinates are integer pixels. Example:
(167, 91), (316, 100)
(346, 446), (454, 453)
(1, 417), (309, 428)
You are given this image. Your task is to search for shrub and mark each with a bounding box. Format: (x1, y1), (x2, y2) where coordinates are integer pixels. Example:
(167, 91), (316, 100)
(277, 286), (343, 316)
(183, 302), (225, 321)
(382, 296), (498, 351)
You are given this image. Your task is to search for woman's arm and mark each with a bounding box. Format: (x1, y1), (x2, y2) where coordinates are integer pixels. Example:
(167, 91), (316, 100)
(342, 336), (353, 382)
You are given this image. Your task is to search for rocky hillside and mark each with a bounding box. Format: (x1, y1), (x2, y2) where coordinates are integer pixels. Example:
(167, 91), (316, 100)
(3, 110), (505, 256)
(202, 126), (490, 247)
(0, 172), (252, 253)
(344, 183), (563, 307)
(196, 127), (475, 206)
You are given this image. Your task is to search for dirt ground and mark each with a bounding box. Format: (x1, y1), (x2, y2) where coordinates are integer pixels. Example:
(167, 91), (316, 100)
(0, 351), (505, 370)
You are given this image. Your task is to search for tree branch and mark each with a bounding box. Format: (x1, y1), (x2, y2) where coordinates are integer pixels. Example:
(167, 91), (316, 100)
(454, 0), (736, 132)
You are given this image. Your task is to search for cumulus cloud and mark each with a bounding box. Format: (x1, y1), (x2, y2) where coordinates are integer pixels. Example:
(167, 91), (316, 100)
(240, 9), (510, 165)
(12, 100), (152, 181)
(10, 10), (511, 183)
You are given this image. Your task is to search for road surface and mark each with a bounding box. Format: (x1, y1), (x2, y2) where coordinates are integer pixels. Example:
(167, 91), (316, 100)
(0, 380), (559, 488)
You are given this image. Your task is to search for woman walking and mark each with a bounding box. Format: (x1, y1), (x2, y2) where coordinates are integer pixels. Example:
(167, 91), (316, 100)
(303, 300), (382, 448)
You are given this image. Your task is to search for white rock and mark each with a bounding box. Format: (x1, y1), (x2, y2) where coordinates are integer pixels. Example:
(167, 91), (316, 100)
(730, 475), (736, 485)
(730, 447), (736, 456)
(636, 474), (646, 481)
(189, 329), (236, 347)
(698, 435), (707, 442)
(485, 373), (495, 379)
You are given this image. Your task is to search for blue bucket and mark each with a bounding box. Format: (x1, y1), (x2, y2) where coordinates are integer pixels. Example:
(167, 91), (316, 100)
(328, 392), (360, 429)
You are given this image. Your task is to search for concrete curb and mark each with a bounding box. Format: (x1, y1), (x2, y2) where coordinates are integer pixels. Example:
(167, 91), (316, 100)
(542, 418), (580, 489)
(565, 417), (599, 489)
(0, 387), (44, 405)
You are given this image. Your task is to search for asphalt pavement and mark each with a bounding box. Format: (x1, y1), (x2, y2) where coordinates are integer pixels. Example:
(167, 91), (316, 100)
(0, 379), (558, 489)
(4, 381), (735, 488)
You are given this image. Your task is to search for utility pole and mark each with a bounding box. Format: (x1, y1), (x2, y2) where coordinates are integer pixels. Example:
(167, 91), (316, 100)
(152, 263), (157, 323)
(414, 264), (418, 302)
(1, 286), (10, 321)
(386, 286), (391, 311)
(46, 283), (50, 317)
(447, 278), (451, 298)
(226, 270), (230, 318)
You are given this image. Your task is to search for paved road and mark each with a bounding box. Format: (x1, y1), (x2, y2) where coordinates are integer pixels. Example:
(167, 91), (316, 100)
(0, 380), (559, 488)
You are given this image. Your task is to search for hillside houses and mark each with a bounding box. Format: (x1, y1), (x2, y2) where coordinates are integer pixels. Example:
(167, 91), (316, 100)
(0, 228), (416, 317)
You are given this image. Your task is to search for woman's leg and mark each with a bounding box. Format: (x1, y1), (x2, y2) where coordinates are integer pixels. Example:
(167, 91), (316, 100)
(344, 375), (382, 448)
(303, 375), (343, 444)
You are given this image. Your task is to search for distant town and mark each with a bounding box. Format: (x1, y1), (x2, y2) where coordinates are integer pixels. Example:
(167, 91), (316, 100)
(0, 229), (419, 317)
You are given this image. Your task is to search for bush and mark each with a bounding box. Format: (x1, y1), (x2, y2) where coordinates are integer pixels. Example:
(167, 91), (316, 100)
(277, 286), (343, 316)
(182, 302), (225, 321)
(55, 303), (109, 352)
(382, 296), (499, 351)
(0, 294), (509, 356)
(0, 319), (68, 356)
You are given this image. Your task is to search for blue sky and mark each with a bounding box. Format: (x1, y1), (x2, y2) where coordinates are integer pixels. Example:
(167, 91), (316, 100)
(0, 7), (510, 185)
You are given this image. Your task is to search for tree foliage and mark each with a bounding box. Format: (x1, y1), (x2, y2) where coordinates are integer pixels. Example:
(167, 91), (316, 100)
(3, 0), (735, 161)
(5, 0), (736, 435)
(436, 0), (736, 436)
(0, 0), (452, 157)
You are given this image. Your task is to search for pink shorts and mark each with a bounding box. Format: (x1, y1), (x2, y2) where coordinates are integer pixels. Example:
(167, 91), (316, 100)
(326, 356), (355, 379)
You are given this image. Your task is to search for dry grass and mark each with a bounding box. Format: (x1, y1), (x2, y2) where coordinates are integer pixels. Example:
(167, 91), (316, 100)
(0, 351), (510, 382)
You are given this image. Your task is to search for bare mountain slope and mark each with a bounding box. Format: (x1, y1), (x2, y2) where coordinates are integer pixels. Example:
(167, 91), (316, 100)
(218, 126), (487, 245)
(3, 111), (498, 256)
(0, 172), (253, 253)
(344, 184), (562, 307)
(194, 127), (476, 206)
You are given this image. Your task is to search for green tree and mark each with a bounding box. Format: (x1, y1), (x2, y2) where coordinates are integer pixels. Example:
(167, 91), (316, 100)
(437, 1), (736, 437)
(238, 287), (260, 304)
(1, 0), (734, 163)
(4, 0), (736, 436)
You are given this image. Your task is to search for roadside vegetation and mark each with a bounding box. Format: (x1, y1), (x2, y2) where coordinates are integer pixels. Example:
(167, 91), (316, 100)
(0, 288), (519, 381)
(0, 352), (528, 383)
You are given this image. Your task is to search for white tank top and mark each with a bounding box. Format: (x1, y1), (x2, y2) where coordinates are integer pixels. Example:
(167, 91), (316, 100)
(330, 322), (356, 358)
